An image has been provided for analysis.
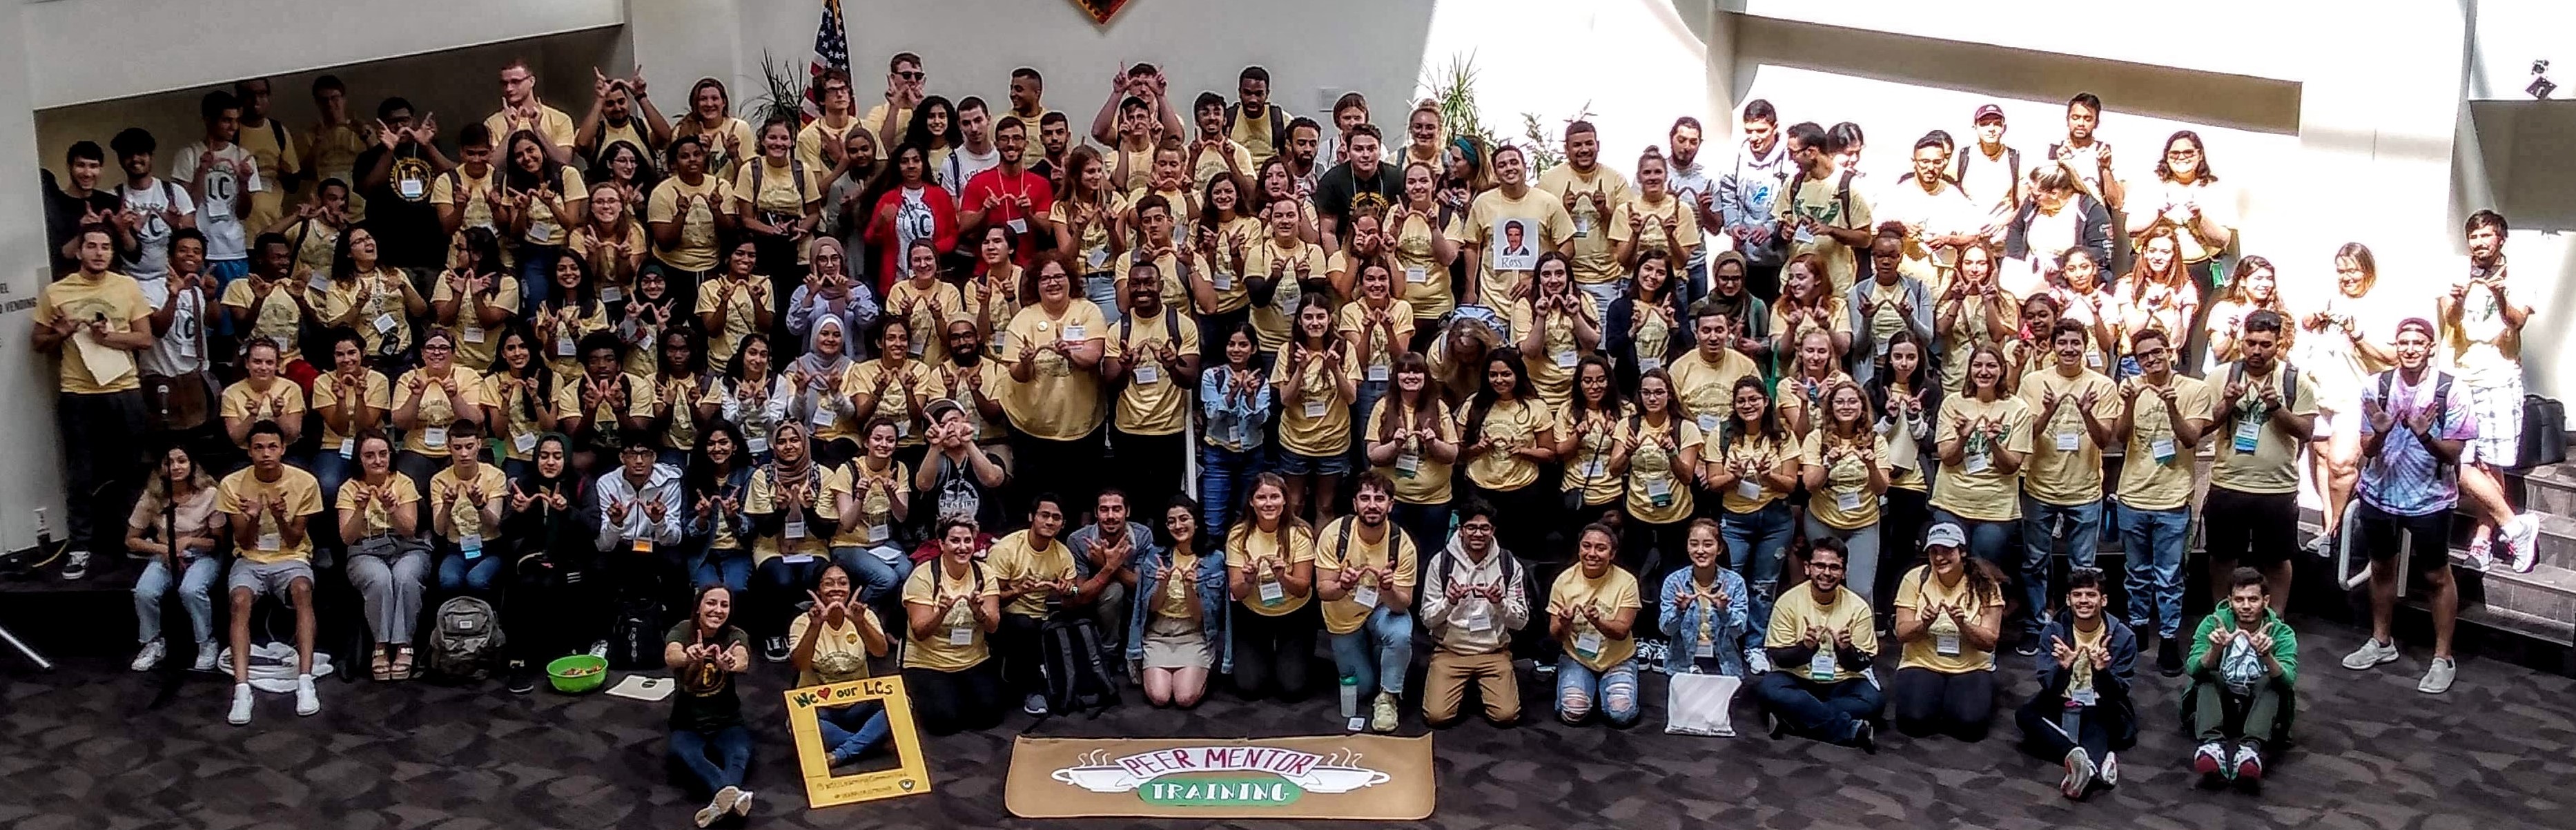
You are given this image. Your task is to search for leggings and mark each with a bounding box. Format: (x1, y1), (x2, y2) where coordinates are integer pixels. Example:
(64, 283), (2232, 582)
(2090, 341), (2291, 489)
(902, 660), (1007, 735)
(1891, 666), (1996, 742)
(1231, 601), (1320, 702)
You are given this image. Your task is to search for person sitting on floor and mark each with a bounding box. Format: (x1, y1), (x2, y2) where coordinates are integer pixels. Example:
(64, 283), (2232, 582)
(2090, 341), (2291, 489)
(1750, 537), (1882, 751)
(665, 584), (756, 827)
(335, 430), (428, 682)
(1657, 517), (1751, 677)
(218, 420), (326, 726)
(129, 442), (225, 674)
(1548, 523), (1643, 727)
(789, 562), (895, 766)
(1129, 495), (1229, 708)
(2016, 566), (2138, 800)
(902, 515), (1008, 735)
(1889, 522), (2005, 742)
(1418, 500), (1530, 728)
(2186, 566), (2299, 790)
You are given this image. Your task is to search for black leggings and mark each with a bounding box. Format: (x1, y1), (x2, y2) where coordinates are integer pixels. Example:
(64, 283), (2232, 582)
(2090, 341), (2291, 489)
(903, 660), (1006, 735)
(1230, 601), (1320, 702)
(1891, 666), (1996, 742)
(996, 612), (1047, 697)
(1878, 487), (1933, 619)
(1622, 516), (1690, 634)
(1010, 427), (1104, 519)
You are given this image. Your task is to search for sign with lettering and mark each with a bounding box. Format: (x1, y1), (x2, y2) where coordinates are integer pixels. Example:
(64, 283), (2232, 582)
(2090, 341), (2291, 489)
(781, 677), (931, 809)
(1006, 735), (1434, 820)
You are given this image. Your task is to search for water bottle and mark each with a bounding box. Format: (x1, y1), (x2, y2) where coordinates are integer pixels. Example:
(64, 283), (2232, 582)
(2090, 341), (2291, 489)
(1338, 674), (1360, 720)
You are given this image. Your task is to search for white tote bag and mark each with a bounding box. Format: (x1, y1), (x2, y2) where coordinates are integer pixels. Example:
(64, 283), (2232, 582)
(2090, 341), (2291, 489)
(1664, 672), (1742, 736)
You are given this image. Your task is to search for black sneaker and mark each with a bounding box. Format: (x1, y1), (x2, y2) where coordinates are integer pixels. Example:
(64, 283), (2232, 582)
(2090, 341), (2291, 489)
(2014, 635), (2042, 657)
(2157, 636), (2184, 677)
(1851, 720), (1877, 754)
(505, 662), (538, 695)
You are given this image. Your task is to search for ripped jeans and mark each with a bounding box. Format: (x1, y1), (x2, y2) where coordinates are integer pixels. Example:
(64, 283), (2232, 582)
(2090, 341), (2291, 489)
(1555, 657), (1640, 726)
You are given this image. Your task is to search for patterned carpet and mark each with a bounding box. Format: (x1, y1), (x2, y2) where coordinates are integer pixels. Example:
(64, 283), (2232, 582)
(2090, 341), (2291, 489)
(2, 618), (2569, 830)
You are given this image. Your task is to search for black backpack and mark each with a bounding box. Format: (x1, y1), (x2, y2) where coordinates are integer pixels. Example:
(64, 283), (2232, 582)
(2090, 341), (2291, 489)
(607, 597), (666, 670)
(1039, 612), (1121, 717)
(2377, 369), (2456, 472)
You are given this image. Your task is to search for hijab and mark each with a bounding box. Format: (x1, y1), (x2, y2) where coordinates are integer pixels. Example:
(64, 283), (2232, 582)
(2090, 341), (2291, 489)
(768, 421), (820, 494)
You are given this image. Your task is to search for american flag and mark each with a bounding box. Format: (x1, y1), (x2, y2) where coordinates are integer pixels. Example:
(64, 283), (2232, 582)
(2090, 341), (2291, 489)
(804, 0), (850, 122)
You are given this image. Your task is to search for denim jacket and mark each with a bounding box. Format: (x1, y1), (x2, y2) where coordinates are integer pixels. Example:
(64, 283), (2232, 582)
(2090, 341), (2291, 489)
(685, 465), (758, 568)
(1657, 567), (1751, 677)
(2034, 613), (2140, 750)
(1126, 541), (1233, 673)
(1200, 365), (1272, 452)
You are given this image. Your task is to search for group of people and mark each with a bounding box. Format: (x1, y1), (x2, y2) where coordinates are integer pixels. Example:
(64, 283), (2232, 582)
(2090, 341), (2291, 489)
(35, 49), (2541, 825)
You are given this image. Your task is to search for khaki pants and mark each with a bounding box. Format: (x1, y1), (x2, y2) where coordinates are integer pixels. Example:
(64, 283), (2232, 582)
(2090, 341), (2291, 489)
(1423, 650), (1519, 726)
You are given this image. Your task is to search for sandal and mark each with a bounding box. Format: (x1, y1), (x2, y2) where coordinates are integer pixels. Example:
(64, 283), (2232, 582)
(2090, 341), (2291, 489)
(389, 646), (414, 681)
(371, 646), (393, 682)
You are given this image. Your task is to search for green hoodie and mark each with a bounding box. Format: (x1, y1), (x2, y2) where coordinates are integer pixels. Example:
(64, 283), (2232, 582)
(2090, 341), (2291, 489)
(2185, 606), (2299, 689)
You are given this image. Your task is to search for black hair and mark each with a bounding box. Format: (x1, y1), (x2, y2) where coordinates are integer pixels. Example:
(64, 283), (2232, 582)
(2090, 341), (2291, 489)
(1741, 99), (1777, 126)
(2231, 566), (2266, 592)
(1193, 91), (1224, 113)
(2069, 92), (2103, 113)
(458, 123), (493, 148)
(1783, 122), (1827, 153)
(110, 128), (156, 159)
(2066, 567), (2105, 593)
(578, 330), (627, 363)
(376, 97), (413, 122)
(1454, 497), (1498, 526)
(1240, 66), (1269, 85)
(66, 141), (104, 165)
(200, 90), (240, 122)
(246, 418), (289, 445)
(2243, 309), (2285, 336)
(2466, 209), (2508, 239)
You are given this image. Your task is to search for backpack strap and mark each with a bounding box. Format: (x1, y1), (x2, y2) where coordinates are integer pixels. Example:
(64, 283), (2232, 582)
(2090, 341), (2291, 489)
(1833, 168), (1857, 229)
(2006, 148), (2021, 195)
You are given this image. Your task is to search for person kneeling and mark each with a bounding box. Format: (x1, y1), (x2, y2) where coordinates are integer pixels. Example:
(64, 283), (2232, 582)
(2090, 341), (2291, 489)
(219, 421), (326, 726)
(901, 517), (1008, 735)
(2016, 567), (2137, 800)
(1318, 475), (1419, 733)
(2185, 567), (2297, 789)
(790, 563), (895, 766)
(1129, 496), (1228, 708)
(1751, 538), (1882, 751)
(1418, 501), (1528, 728)
(666, 586), (757, 827)
(1889, 523), (2004, 742)
(1548, 524), (1642, 727)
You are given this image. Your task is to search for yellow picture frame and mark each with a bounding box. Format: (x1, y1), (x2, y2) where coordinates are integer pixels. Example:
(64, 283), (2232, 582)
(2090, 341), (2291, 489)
(782, 677), (933, 809)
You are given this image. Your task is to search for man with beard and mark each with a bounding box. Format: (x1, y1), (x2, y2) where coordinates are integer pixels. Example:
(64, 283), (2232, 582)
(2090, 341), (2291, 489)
(1316, 475), (1420, 733)
(1751, 538), (1882, 751)
(1666, 117), (1716, 307)
(1536, 120), (1632, 316)
(961, 115), (1055, 267)
(2201, 310), (2313, 614)
(1103, 262), (1200, 508)
(46, 142), (127, 278)
(1065, 488), (1146, 667)
(2439, 210), (2540, 572)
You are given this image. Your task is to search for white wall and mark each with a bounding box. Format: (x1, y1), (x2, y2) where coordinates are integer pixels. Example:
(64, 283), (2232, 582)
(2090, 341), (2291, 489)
(1412, 0), (1719, 172)
(19, 0), (623, 109)
(0, 7), (75, 550)
(2468, 0), (2576, 100)
(1726, 0), (2312, 84)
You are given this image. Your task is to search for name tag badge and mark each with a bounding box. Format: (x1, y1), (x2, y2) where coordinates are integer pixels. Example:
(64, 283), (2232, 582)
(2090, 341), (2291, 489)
(1644, 476), (1675, 507)
(810, 405), (837, 427)
(257, 532), (283, 552)
(746, 434), (770, 454)
(460, 534), (484, 559)
(2055, 432), (2080, 452)
(1394, 452), (1421, 479)
(1303, 399), (1327, 419)
(990, 329), (1009, 352)
(1352, 583), (1379, 609)
(784, 519), (808, 540)
(2087, 352), (2103, 368)
(1404, 267), (1427, 284)
(1964, 452), (1992, 474)
(1006, 218), (1028, 234)
(1573, 215), (1592, 238)
(1735, 479), (1762, 500)
(422, 427), (449, 449)
(868, 523), (891, 543)
(1581, 459), (1606, 479)
(1133, 363), (1160, 385)
(600, 285), (625, 304)
(1808, 648), (1839, 682)
(1365, 364), (1389, 383)
(339, 438), (356, 459)
(895, 420), (912, 439)
(514, 432), (537, 454)
(398, 177), (426, 200)
(554, 336), (577, 357)
(1213, 272), (1234, 292)
(782, 553), (815, 565)
(947, 625), (975, 646)
(1639, 356), (1664, 373)
(2233, 418), (2261, 452)
(1836, 490), (1864, 512)
(1935, 630), (1963, 657)
(1573, 630), (1604, 659)
(1694, 637), (1717, 659)
(1553, 350), (1577, 369)
(630, 537), (654, 553)
(1257, 577), (1287, 605)
(372, 313), (398, 334)
(1085, 249), (1109, 269)
(462, 325), (485, 343)
(1463, 606), (1492, 632)
(2069, 685), (2100, 706)
(306, 274), (333, 293)
(1697, 414), (1720, 434)
(907, 338), (927, 358)
(1064, 324), (1087, 341)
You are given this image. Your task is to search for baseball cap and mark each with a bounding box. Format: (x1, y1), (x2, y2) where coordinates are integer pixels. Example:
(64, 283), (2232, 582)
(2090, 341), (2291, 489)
(924, 397), (964, 424)
(1973, 104), (2005, 123)
(1924, 522), (1967, 550)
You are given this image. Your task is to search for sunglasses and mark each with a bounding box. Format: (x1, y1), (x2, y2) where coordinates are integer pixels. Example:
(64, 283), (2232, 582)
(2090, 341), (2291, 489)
(895, 71), (925, 81)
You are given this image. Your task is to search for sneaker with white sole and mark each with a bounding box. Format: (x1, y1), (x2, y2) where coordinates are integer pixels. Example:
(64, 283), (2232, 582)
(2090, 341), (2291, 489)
(730, 789), (754, 817)
(2193, 741), (2229, 784)
(130, 638), (166, 672)
(61, 550), (90, 580)
(2418, 657), (2457, 694)
(1745, 649), (1771, 675)
(192, 641), (222, 673)
(2099, 751), (2120, 788)
(2341, 637), (2400, 670)
(2463, 535), (2495, 572)
(2060, 747), (2096, 799)
(695, 786), (737, 829)
(2306, 534), (2335, 559)
(2504, 514), (2542, 574)
(2234, 741), (2265, 784)
(1370, 691), (1400, 733)
(1024, 693), (1050, 716)
(226, 683), (254, 726)
(588, 640), (610, 659)
(294, 674), (320, 717)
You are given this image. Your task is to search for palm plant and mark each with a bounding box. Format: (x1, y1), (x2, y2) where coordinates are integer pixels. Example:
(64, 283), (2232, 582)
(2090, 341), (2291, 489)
(1421, 52), (1592, 177)
(748, 50), (810, 128)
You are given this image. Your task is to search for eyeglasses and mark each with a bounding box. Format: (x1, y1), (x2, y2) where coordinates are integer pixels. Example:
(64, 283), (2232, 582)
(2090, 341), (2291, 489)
(2165, 148), (2201, 159)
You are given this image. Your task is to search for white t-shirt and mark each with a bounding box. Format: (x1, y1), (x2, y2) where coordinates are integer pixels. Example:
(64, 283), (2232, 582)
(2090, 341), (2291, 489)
(940, 146), (1001, 191)
(1667, 160), (1715, 267)
(133, 275), (210, 378)
(116, 178), (197, 280)
(171, 142), (266, 261)
(894, 186), (937, 264)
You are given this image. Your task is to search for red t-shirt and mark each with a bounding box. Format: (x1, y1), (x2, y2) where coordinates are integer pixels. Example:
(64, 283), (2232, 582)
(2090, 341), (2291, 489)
(959, 167), (1057, 266)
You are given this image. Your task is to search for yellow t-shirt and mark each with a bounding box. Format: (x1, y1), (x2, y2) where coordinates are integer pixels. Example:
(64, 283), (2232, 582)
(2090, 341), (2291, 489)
(745, 465), (845, 565)
(1534, 164), (1632, 285)
(1713, 431), (1794, 514)
(535, 300), (612, 378)
(901, 561), (997, 670)
(1508, 296), (1601, 408)
(219, 378), (307, 429)
(694, 275), (772, 367)
(427, 463), (508, 542)
(1558, 402), (1635, 508)
(1893, 566), (2006, 673)
(567, 223), (648, 298)
(794, 117), (863, 171)
(394, 368), (484, 456)
(678, 117), (758, 179)
(1460, 398), (1552, 492)
(1765, 583), (1878, 684)
(998, 300), (1110, 441)
(311, 269), (413, 357)
(1366, 398), (1458, 505)
(2017, 367), (2122, 506)
(219, 277), (306, 363)
(1773, 171), (1875, 296)
(1670, 347), (1761, 433)
(832, 458), (912, 548)
(1113, 247), (1199, 317)
(885, 278), (968, 365)
(429, 166), (501, 232)
(1046, 194), (1130, 276)
(429, 275), (524, 371)
(1607, 193), (1704, 261)
(217, 465), (325, 564)
(1274, 341), (1357, 458)
(479, 371), (556, 461)
(1229, 523), (1316, 617)
(1201, 215), (1264, 313)
(483, 104), (578, 155)
(990, 530), (1077, 618)
(936, 359), (1011, 443)
(35, 271), (149, 394)
(516, 166), (588, 247)
(333, 475), (420, 538)
(645, 175), (733, 272)
(787, 608), (883, 686)
(552, 371), (658, 438)
(1153, 550), (1207, 619)
(1109, 309), (1200, 436)
(839, 359), (945, 447)
(310, 369), (391, 451)
(1314, 517), (1418, 635)
(1931, 394), (2036, 521)
(730, 158), (821, 241)
(2209, 363), (2319, 495)
(1467, 188), (1575, 304)
(1802, 430), (1891, 530)
(1189, 139), (1255, 193)
(1938, 290), (2020, 393)
(1774, 369), (1856, 435)
(2115, 374), (2216, 511)
(1244, 238), (1328, 351)
(1389, 209), (1456, 319)
(280, 218), (340, 289)
(653, 373), (714, 452)
(1620, 414), (1704, 525)
(1335, 298), (1415, 371)
(1548, 564), (1642, 671)
(1771, 298), (1853, 358)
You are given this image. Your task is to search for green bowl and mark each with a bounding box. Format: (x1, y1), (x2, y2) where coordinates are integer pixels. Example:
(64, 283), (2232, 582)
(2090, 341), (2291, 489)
(545, 655), (610, 694)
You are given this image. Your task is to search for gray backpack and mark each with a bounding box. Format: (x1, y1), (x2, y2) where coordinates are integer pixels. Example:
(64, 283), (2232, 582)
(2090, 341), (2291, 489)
(428, 596), (505, 681)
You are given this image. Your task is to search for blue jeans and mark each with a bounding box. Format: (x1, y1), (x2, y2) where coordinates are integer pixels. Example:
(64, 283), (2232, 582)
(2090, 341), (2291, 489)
(1554, 657), (1640, 726)
(1722, 501), (1795, 646)
(1199, 443), (1265, 546)
(516, 244), (559, 313)
(2115, 501), (2191, 639)
(1577, 279), (1628, 322)
(1085, 272), (1122, 327)
(818, 702), (892, 762)
(134, 553), (220, 644)
(437, 548), (504, 595)
(1753, 671), (1883, 743)
(1327, 605), (1414, 696)
(1351, 378), (1389, 467)
(309, 450), (353, 516)
(832, 546), (915, 607)
(668, 725), (751, 796)
(2017, 496), (2103, 635)
(693, 548), (752, 594)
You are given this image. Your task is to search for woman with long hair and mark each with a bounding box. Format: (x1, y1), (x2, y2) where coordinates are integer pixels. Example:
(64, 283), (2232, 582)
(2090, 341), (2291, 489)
(1889, 526), (2007, 742)
(1930, 342), (2031, 586)
(1364, 353), (1458, 550)
(1606, 249), (1690, 388)
(589, 140), (659, 220)
(883, 238), (966, 365)
(569, 180), (646, 311)
(833, 417), (917, 616)
(2047, 247), (2122, 377)
(1557, 354), (1632, 525)
(536, 253), (609, 378)
(317, 226), (425, 367)
(846, 312), (942, 472)
(433, 226), (518, 371)
(1514, 251), (1601, 409)
(1936, 242), (2016, 393)
(863, 144), (959, 294)
(965, 224), (1023, 352)
(696, 239), (775, 370)
(1778, 328), (1854, 440)
(1706, 375), (1799, 633)
(480, 322), (559, 479)
(498, 434), (599, 693)
(1703, 251), (1773, 367)
(2298, 243), (2395, 555)
(1276, 292), (1358, 527)
(1050, 146), (1129, 321)
(686, 419), (757, 595)
(1226, 473), (1319, 702)
(901, 95), (962, 177)
(1001, 253), (1110, 512)
(1801, 380), (1892, 606)
(127, 443), (227, 674)
(788, 562), (895, 766)
(822, 126), (882, 278)
(748, 421), (843, 662)
(1461, 350), (1561, 567)
(721, 331), (788, 465)
(391, 327), (484, 491)
(500, 128), (586, 309)
(733, 117), (826, 284)
(672, 78), (756, 177)
(1390, 161), (1461, 345)
(1199, 322), (1271, 543)
(1612, 146), (1703, 274)
(333, 430), (424, 680)
(1612, 368), (1703, 624)
(1430, 314), (1501, 406)
(1868, 330), (1942, 605)
(1548, 523), (1642, 726)
(2125, 130), (2235, 356)
(1251, 155), (1320, 245)
(1656, 518), (1750, 677)
(2118, 225), (2198, 369)
(1771, 253), (1852, 366)
(1340, 256), (1413, 437)
(1192, 172), (1262, 358)
(309, 327), (389, 511)
(1131, 495), (1229, 708)
(2202, 255), (2293, 376)
(663, 584), (756, 824)
(650, 324), (717, 470)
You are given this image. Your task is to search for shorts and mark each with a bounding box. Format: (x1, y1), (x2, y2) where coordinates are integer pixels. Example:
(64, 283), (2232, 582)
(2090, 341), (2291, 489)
(2310, 407), (2352, 441)
(2202, 486), (2298, 569)
(227, 558), (315, 599)
(1141, 616), (1213, 670)
(1276, 447), (1352, 478)
(2355, 501), (2452, 576)
(2465, 380), (2523, 466)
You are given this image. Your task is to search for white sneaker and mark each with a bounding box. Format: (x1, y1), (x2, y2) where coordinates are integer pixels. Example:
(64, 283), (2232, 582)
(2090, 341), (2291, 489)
(2341, 637), (2400, 670)
(294, 674), (321, 717)
(2418, 657), (2458, 694)
(730, 788), (754, 817)
(2100, 751), (2120, 787)
(2504, 514), (2542, 574)
(226, 683), (253, 726)
(192, 641), (222, 673)
(1745, 649), (1771, 674)
(587, 639), (610, 659)
(61, 550), (90, 580)
(2464, 535), (2496, 572)
(130, 638), (166, 672)
(693, 794), (728, 828)
(2060, 747), (2096, 799)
